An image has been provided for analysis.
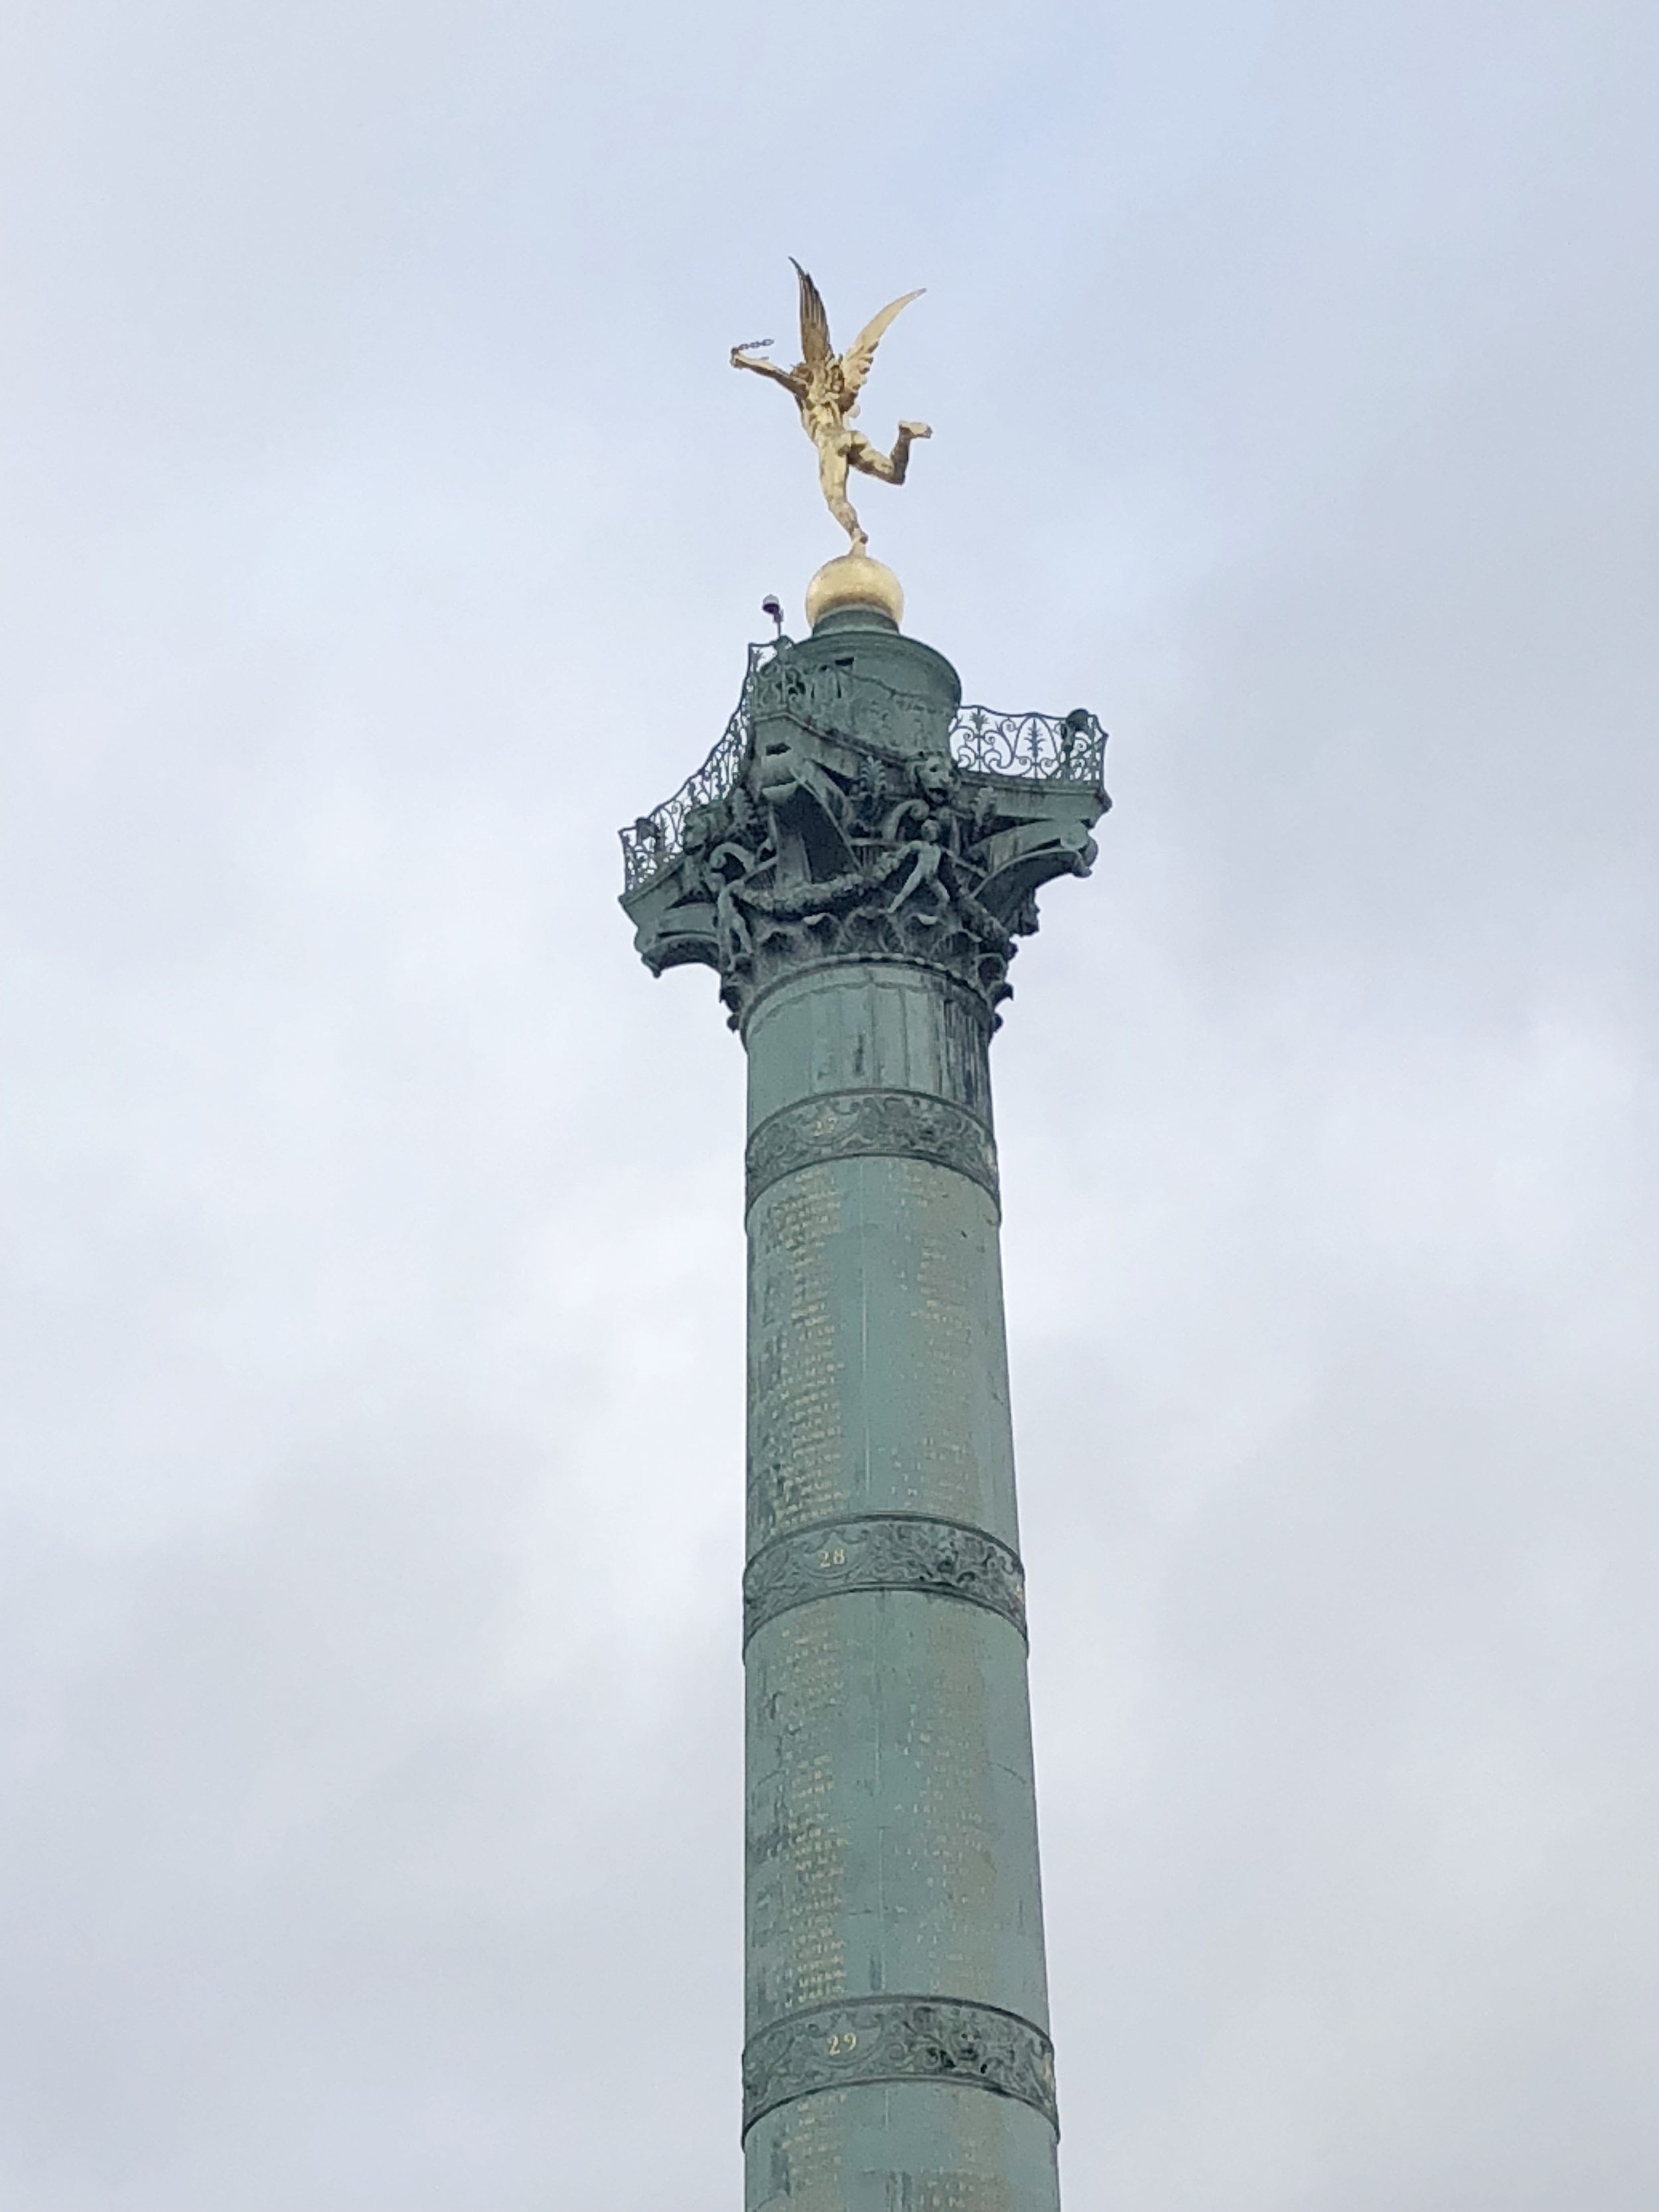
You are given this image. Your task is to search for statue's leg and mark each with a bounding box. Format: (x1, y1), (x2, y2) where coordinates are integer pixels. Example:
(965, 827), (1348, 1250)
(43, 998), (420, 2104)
(818, 446), (865, 548)
(849, 423), (932, 486)
(889, 851), (948, 917)
(888, 857), (924, 913)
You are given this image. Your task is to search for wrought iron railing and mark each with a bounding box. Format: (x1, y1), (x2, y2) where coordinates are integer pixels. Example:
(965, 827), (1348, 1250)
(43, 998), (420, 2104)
(619, 642), (778, 894)
(620, 649), (1108, 893)
(948, 704), (1108, 787)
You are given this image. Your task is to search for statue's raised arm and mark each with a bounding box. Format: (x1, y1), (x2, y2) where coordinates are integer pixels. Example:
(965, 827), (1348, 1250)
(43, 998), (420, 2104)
(730, 340), (803, 394)
(731, 260), (932, 557)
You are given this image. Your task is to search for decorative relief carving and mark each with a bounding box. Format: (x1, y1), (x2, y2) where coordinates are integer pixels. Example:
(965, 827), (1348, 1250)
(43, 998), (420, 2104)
(743, 1512), (1028, 1646)
(746, 1088), (999, 1213)
(742, 1995), (1058, 2136)
(621, 657), (1108, 897)
(620, 643), (1109, 1026)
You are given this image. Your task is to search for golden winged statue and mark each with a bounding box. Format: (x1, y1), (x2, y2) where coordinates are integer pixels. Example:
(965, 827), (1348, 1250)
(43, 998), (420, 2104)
(731, 260), (931, 555)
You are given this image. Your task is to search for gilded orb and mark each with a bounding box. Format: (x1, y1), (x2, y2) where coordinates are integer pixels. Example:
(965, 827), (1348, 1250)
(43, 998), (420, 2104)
(805, 550), (905, 630)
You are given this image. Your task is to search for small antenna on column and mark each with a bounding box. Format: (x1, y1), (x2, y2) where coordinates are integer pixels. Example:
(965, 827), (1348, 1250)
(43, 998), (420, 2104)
(761, 594), (784, 640)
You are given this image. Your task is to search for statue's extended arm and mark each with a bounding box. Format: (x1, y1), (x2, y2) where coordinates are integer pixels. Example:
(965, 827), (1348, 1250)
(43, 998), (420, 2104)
(731, 347), (801, 394)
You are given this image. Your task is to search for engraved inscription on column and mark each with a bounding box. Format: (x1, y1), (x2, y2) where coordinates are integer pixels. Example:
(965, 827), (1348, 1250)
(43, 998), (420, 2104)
(749, 1176), (846, 1541)
(901, 1157), (1001, 1526)
(748, 1607), (851, 2016)
(749, 1152), (1017, 1542)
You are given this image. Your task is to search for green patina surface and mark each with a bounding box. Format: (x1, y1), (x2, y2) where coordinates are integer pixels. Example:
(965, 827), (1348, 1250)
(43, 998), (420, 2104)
(622, 611), (1106, 2209)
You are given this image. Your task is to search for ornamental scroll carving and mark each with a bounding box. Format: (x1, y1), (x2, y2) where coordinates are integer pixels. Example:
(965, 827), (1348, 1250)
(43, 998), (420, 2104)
(743, 1512), (1028, 1647)
(742, 1995), (1058, 2136)
(746, 1088), (999, 1213)
(619, 642), (1108, 1028)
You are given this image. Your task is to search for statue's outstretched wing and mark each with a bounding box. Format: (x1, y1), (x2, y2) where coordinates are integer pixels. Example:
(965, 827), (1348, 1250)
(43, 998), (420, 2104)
(791, 259), (832, 374)
(841, 288), (924, 397)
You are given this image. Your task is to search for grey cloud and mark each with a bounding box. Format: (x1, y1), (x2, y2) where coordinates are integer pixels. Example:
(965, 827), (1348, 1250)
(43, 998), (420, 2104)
(3, 1), (1656, 2206)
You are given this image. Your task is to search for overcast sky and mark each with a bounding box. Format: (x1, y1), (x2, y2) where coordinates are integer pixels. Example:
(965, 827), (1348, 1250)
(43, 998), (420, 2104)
(3, 3), (1656, 2207)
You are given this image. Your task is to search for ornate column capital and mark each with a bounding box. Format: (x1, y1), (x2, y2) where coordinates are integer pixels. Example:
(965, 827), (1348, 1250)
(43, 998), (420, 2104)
(620, 631), (1110, 1029)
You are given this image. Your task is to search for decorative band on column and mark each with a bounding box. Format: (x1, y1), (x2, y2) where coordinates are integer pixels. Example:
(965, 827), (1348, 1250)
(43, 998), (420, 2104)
(743, 1512), (1027, 1647)
(742, 1995), (1058, 2136)
(745, 1087), (999, 1213)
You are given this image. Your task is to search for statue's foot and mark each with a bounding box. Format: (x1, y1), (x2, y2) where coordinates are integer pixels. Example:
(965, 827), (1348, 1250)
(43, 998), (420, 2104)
(899, 420), (932, 439)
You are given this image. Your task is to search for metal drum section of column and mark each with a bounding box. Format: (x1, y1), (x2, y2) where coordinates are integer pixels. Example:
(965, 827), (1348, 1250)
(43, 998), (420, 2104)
(742, 952), (1059, 2212)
